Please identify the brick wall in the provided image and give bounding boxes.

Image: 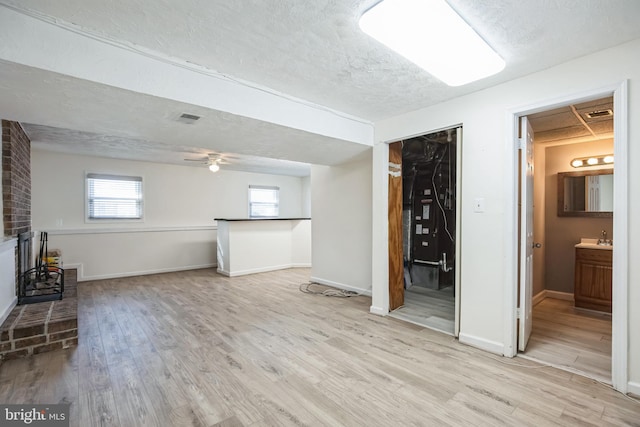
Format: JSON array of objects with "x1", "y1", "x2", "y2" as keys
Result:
[
  {"x1": 2, "y1": 120, "x2": 31, "y2": 295},
  {"x1": 2, "y1": 120, "x2": 31, "y2": 237},
  {"x1": 0, "y1": 271, "x2": 78, "y2": 362}
]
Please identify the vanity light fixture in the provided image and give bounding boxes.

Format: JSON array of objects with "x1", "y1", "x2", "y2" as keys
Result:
[
  {"x1": 358, "y1": 0, "x2": 505, "y2": 86},
  {"x1": 570, "y1": 154, "x2": 614, "y2": 168}
]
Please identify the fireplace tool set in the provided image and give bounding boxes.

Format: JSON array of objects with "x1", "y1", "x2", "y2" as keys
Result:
[{"x1": 18, "y1": 231, "x2": 64, "y2": 305}]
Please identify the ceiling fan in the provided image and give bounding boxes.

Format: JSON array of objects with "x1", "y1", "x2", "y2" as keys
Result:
[{"x1": 183, "y1": 153, "x2": 231, "y2": 172}]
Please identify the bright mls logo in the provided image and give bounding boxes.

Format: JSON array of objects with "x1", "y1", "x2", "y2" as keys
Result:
[{"x1": 0, "y1": 404, "x2": 69, "y2": 426}]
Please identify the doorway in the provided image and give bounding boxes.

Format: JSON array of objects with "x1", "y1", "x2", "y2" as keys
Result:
[
  {"x1": 388, "y1": 127, "x2": 461, "y2": 336},
  {"x1": 510, "y1": 83, "x2": 629, "y2": 392}
]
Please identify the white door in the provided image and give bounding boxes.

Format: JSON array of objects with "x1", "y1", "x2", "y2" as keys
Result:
[{"x1": 518, "y1": 117, "x2": 534, "y2": 351}]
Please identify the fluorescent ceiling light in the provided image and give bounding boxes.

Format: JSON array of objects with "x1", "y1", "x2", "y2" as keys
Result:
[{"x1": 359, "y1": 0, "x2": 505, "y2": 86}]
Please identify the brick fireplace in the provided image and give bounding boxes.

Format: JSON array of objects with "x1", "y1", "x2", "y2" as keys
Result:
[
  {"x1": 2, "y1": 120, "x2": 32, "y2": 292},
  {"x1": 1, "y1": 120, "x2": 77, "y2": 362},
  {"x1": 0, "y1": 270, "x2": 77, "y2": 361}
]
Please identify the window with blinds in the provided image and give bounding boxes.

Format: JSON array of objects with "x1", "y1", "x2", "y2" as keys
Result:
[
  {"x1": 87, "y1": 173, "x2": 143, "y2": 220},
  {"x1": 249, "y1": 185, "x2": 279, "y2": 218}
]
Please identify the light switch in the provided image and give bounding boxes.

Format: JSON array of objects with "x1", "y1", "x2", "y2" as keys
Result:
[{"x1": 474, "y1": 198, "x2": 485, "y2": 213}]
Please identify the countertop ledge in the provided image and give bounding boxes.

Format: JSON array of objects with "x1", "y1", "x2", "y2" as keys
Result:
[
  {"x1": 575, "y1": 243, "x2": 613, "y2": 250},
  {"x1": 215, "y1": 218, "x2": 311, "y2": 221}
]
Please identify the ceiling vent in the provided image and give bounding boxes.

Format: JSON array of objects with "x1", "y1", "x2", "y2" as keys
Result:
[
  {"x1": 585, "y1": 109, "x2": 613, "y2": 119},
  {"x1": 176, "y1": 113, "x2": 201, "y2": 124}
]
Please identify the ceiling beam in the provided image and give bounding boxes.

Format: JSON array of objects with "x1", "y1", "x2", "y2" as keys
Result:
[{"x1": 570, "y1": 104, "x2": 597, "y2": 138}]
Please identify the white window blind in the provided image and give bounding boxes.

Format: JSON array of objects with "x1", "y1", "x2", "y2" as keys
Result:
[
  {"x1": 249, "y1": 185, "x2": 279, "y2": 218},
  {"x1": 87, "y1": 173, "x2": 143, "y2": 220}
]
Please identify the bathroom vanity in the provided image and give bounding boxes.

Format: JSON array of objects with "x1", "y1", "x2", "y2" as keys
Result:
[{"x1": 574, "y1": 240, "x2": 612, "y2": 313}]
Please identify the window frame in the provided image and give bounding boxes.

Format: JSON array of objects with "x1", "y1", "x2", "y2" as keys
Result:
[
  {"x1": 248, "y1": 185, "x2": 280, "y2": 218},
  {"x1": 85, "y1": 173, "x2": 144, "y2": 222}
]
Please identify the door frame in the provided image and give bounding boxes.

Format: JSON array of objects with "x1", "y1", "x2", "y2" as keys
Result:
[
  {"x1": 384, "y1": 125, "x2": 463, "y2": 337},
  {"x1": 518, "y1": 117, "x2": 534, "y2": 352},
  {"x1": 503, "y1": 81, "x2": 629, "y2": 393}
]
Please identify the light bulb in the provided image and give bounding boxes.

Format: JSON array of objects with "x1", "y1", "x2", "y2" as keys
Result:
[
  {"x1": 571, "y1": 159, "x2": 583, "y2": 168},
  {"x1": 209, "y1": 163, "x2": 220, "y2": 172},
  {"x1": 587, "y1": 158, "x2": 598, "y2": 165},
  {"x1": 604, "y1": 155, "x2": 614, "y2": 164}
]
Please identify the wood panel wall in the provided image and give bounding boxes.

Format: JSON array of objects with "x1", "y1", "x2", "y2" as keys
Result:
[{"x1": 388, "y1": 141, "x2": 404, "y2": 310}]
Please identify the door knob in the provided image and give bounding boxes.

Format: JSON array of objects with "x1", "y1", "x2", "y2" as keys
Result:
[{"x1": 533, "y1": 243, "x2": 542, "y2": 248}]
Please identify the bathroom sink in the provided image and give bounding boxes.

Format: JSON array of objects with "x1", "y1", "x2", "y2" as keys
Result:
[{"x1": 575, "y1": 238, "x2": 613, "y2": 250}]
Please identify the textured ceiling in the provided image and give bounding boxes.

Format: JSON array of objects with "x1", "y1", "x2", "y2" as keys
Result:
[
  {"x1": 1, "y1": 1, "x2": 639, "y2": 173},
  {"x1": 528, "y1": 97, "x2": 614, "y2": 145},
  {"x1": 23, "y1": 124, "x2": 313, "y2": 177},
  {"x1": 5, "y1": 0, "x2": 640, "y2": 120}
]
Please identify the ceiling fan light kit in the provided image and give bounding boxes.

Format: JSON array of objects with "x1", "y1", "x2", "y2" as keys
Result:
[{"x1": 183, "y1": 153, "x2": 227, "y2": 172}]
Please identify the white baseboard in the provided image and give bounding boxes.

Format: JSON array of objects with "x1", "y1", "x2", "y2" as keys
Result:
[
  {"x1": 76, "y1": 263, "x2": 216, "y2": 282},
  {"x1": 218, "y1": 263, "x2": 300, "y2": 277},
  {"x1": 627, "y1": 381, "x2": 640, "y2": 398},
  {"x1": 545, "y1": 290, "x2": 574, "y2": 301},
  {"x1": 0, "y1": 296, "x2": 17, "y2": 326},
  {"x1": 310, "y1": 276, "x2": 372, "y2": 297},
  {"x1": 216, "y1": 268, "x2": 231, "y2": 277},
  {"x1": 369, "y1": 305, "x2": 388, "y2": 316},
  {"x1": 458, "y1": 332, "x2": 504, "y2": 355},
  {"x1": 291, "y1": 263, "x2": 312, "y2": 268}
]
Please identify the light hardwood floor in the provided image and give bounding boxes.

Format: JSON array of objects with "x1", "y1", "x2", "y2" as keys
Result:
[
  {"x1": 389, "y1": 285, "x2": 455, "y2": 335},
  {"x1": 521, "y1": 298, "x2": 612, "y2": 384},
  {"x1": 0, "y1": 268, "x2": 638, "y2": 426}
]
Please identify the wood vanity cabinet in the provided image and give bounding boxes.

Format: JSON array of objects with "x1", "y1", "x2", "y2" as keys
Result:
[{"x1": 574, "y1": 248, "x2": 612, "y2": 313}]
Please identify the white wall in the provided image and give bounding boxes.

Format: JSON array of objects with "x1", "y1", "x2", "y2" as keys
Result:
[
  {"x1": 32, "y1": 150, "x2": 306, "y2": 281},
  {"x1": 0, "y1": 239, "x2": 17, "y2": 325},
  {"x1": 216, "y1": 219, "x2": 311, "y2": 276},
  {"x1": 0, "y1": 142, "x2": 15, "y2": 324},
  {"x1": 301, "y1": 175, "x2": 311, "y2": 218},
  {"x1": 311, "y1": 150, "x2": 372, "y2": 295},
  {"x1": 373, "y1": 38, "x2": 640, "y2": 387},
  {"x1": 292, "y1": 219, "x2": 312, "y2": 267}
]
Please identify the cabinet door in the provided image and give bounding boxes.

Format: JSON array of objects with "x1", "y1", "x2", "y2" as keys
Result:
[{"x1": 575, "y1": 249, "x2": 612, "y2": 312}]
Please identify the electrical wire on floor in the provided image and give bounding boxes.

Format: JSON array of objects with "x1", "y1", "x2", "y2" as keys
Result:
[{"x1": 299, "y1": 282, "x2": 359, "y2": 298}]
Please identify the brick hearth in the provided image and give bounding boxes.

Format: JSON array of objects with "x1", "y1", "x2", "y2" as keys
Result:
[{"x1": 0, "y1": 269, "x2": 77, "y2": 362}]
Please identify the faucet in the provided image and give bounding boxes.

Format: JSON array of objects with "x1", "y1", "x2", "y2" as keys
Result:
[{"x1": 599, "y1": 230, "x2": 612, "y2": 246}]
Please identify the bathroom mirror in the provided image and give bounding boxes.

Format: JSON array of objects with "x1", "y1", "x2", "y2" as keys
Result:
[{"x1": 557, "y1": 169, "x2": 613, "y2": 217}]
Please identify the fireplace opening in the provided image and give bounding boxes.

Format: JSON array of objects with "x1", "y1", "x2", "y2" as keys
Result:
[{"x1": 18, "y1": 231, "x2": 64, "y2": 305}]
